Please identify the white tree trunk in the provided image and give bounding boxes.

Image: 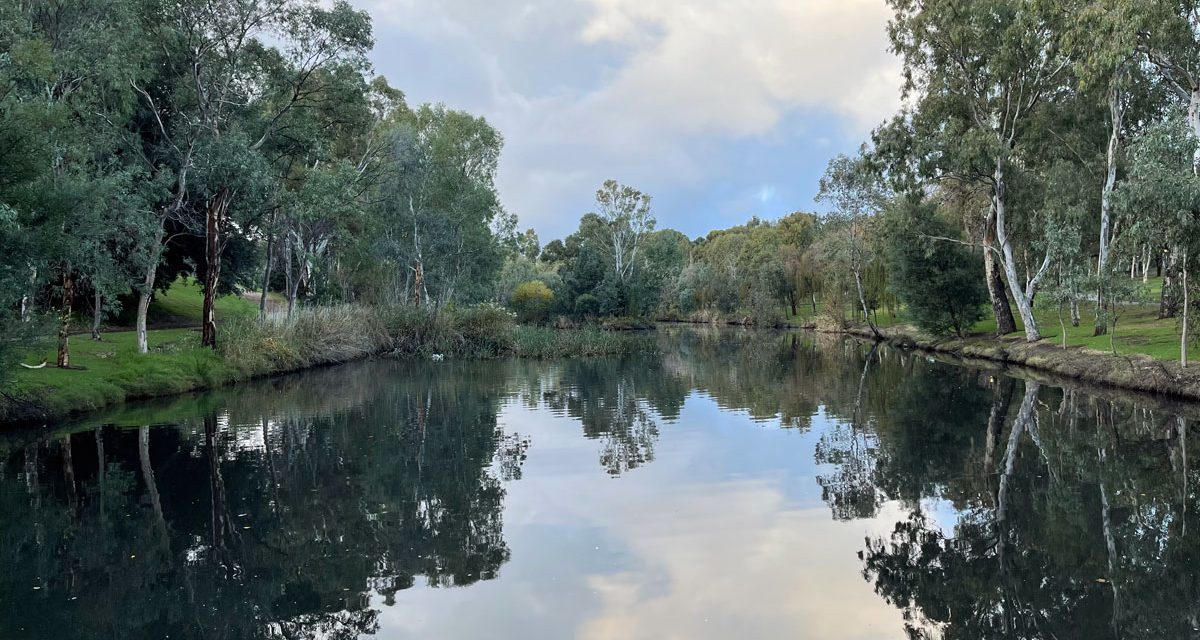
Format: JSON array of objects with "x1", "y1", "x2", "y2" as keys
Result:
[
  {"x1": 1190, "y1": 86, "x2": 1200, "y2": 177},
  {"x1": 20, "y1": 267, "x2": 37, "y2": 322},
  {"x1": 1096, "y1": 83, "x2": 1124, "y2": 336},
  {"x1": 993, "y1": 157, "x2": 1044, "y2": 341},
  {"x1": 1183, "y1": 257, "x2": 1191, "y2": 369},
  {"x1": 854, "y1": 269, "x2": 879, "y2": 337},
  {"x1": 136, "y1": 221, "x2": 167, "y2": 354}
]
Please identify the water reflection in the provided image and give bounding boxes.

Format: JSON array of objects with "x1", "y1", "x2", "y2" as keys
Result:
[
  {"x1": 0, "y1": 363, "x2": 522, "y2": 638},
  {"x1": 0, "y1": 329, "x2": 1198, "y2": 638}
]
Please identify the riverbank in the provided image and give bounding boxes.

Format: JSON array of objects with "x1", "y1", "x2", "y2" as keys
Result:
[
  {"x1": 839, "y1": 322, "x2": 1200, "y2": 402},
  {"x1": 1, "y1": 304, "x2": 653, "y2": 426}
]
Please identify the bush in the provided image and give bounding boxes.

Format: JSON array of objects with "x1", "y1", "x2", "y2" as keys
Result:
[
  {"x1": 881, "y1": 200, "x2": 986, "y2": 337},
  {"x1": 574, "y1": 293, "x2": 600, "y2": 317},
  {"x1": 510, "y1": 280, "x2": 554, "y2": 324}
]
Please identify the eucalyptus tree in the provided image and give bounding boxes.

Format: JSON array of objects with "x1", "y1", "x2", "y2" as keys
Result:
[
  {"x1": 591, "y1": 180, "x2": 656, "y2": 289},
  {"x1": 1, "y1": 0, "x2": 154, "y2": 366},
  {"x1": 818, "y1": 151, "x2": 889, "y2": 336},
  {"x1": 132, "y1": 0, "x2": 373, "y2": 348},
  {"x1": 1113, "y1": 120, "x2": 1200, "y2": 366},
  {"x1": 889, "y1": 0, "x2": 1074, "y2": 341},
  {"x1": 380, "y1": 105, "x2": 505, "y2": 307},
  {"x1": 262, "y1": 70, "x2": 398, "y2": 315}
]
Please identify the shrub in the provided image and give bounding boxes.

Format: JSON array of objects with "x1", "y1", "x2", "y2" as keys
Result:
[
  {"x1": 881, "y1": 200, "x2": 986, "y2": 337},
  {"x1": 574, "y1": 293, "x2": 600, "y2": 317},
  {"x1": 511, "y1": 280, "x2": 555, "y2": 324}
]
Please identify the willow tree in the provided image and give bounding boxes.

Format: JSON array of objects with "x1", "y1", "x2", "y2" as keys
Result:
[{"x1": 889, "y1": 0, "x2": 1073, "y2": 341}]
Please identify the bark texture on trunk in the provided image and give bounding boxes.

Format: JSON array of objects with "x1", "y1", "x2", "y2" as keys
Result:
[
  {"x1": 854, "y1": 268, "x2": 880, "y2": 338},
  {"x1": 412, "y1": 259, "x2": 425, "y2": 306},
  {"x1": 136, "y1": 220, "x2": 167, "y2": 354},
  {"x1": 1183, "y1": 257, "x2": 1191, "y2": 369},
  {"x1": 1095, "y1": 81, "x2": 1124, "y2": 337},
  {"x1": 91, "y1": 288, "x2": 103, "y2": 340},
  {"x1": 259, "y1": 234, "x2": 274, "y2": 322},
  {"x1": 983, "y1": 214, "x2": 1017, "y2": 335},
  {"x1": 993, "y1": 157, "x2": 1045, "y2": 341},
  {"x1": 201, "y1": 188, "x2": 230, "y2": 349},
  {"x1": 56, "y1": 269, "x2": 74, "y2": 368}
]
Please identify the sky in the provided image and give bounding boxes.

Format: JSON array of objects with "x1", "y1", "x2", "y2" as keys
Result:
[{"x1": 355, "y1": 0, "x2": 904, "y2": 240}]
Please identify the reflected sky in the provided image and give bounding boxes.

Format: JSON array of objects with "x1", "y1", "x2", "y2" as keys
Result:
[{"x1": 380, "y1": 400, "x2": 905, "y2": 639}]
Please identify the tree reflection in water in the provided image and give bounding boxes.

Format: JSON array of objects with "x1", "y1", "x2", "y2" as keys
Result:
[
  {"x1": 0, "y1": 362, "x2": 523, "y2": 639},
  {"x1": 816, "y1": 351, "x2": 1200, "y2": 639},
  {"x1": 2, "y1": 329, "x2": 1200, "y2": 638}
]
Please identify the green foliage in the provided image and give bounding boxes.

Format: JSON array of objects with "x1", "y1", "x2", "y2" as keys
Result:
[
  {"x1": 881, "y1": 201, "x2": 987, "y2": 337},
  {"x1": 510, "y1": 280, "x2": 554, "y2": 324},
  {"x1": 574, "y1": 293, "x2": 601, "y2": 317}
]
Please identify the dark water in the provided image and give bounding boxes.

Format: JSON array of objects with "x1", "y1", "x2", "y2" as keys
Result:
[{"x1": 2, "y1": 328, "x2": 1199, "y2": 639}]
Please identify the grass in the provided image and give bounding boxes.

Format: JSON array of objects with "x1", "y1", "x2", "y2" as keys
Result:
[
  {"x1": 781, "y1": 276, "x2": 1198, "y2": 364},
  {"x1": 105, "y1": 278, "x2": 282, "y2": 329},
  {"x1": 7, "y1": 328, "x2": 231, "y2": 419},
  {"x1": 3, "y1": 303, "x2": 651, "y2": 424},
  {"x1": 149, "y1": 279, "x2": 259, "y2": 323}
]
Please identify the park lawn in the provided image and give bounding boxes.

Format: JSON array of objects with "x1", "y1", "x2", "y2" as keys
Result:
[
  {"x1": 998, "y1": 304, "x2": 1197, "y2": 362},
  {"x1": 9, "y1": 328, "x2": 236, "y2": 419},
  {"x1": 144, "y1": 278, "x2": 264, "y2": 325},
  {"x1": 19, "y1": 278, "x2": 285, "y2": 417},
  {"x1": 785, "y1": 276, "x2": 1197, "y2": 364}
]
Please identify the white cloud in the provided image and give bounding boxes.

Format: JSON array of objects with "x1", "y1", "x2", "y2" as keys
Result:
[
  {"x1": 577, "y1": 0, "x2": 901, "y2": 134},
  {"x1": 359, "y1": 0, "x2": 902, "y2": 236}
]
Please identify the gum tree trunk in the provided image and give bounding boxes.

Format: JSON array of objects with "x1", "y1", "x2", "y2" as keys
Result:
[
  {"x1": 91, "y1": 288, "x2": 102, "y2": 340},
  {"x1": 1095, "y1": 82, "x2": 1124, "y2": 336},
  {"x1": 201, "y1": 188, "x2": 230, "y2": 349},
  {"x1": 1183, "y1": 257, "x2": 1191, "y2": 369},
  {"x1": 412, "y1": 259, "x2": 425, "y2": 306},
  {"x1": 136, "y1": 221, "x2": 167, "y2": 354},
  {"x1": 983, "y1": 210, "x2": 1017, "y2": 335},
  {"x1": 259, "y1": 233, "x2": 274, "y2": 322},
  {"x1": 993, "y1": 156, "x2": 1046, "y2": 342},
  {"x1": 56, "y1": 269, "x2": 74, "y2": 368}
]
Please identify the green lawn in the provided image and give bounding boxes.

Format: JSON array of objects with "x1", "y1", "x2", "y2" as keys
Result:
[
  {"x1": 140, "y1": 278, "x2": 274, "y2": 326},
  {"x1": 786, "y1": 276, "x2": 1198, "y2": 363},
  {"x1": 7, "y1": 280, "x2": 285, "y2": 419},
  {"x1": 9, "y1": 328, "x2": 234, "y2": 418}
]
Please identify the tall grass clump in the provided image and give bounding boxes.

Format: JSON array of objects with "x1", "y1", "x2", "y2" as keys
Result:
[
  {"x1": 221, "y1": 305, "x2": 395, "y2": 375},
  {"x1": 222, "y1": 303, "x2": 652, "y2": 374},
  {"x1": 512, "y1": 325, "x2": 655, "y2": 358}
]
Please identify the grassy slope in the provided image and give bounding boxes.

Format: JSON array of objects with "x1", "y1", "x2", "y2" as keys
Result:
[
  {"x1": 9, "y1": 329, "x2": 233, "y2": 418},
  {"x1": 10, "y1": 281, "x2": 279, "y2": 418},
  {"x1": 786, "y1": 277, "x2": 1198, "y2": 363},
  {"x1": 145, "y1": 279, "x2": 263, "y2": 325}
]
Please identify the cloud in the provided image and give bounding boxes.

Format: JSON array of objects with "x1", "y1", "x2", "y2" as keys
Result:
[{"x1": 358, "y1": 0, "x2": 902, "y2": 237}]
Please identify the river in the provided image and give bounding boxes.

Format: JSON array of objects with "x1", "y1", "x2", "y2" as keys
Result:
[{"x1": 1, "y1": 327, "x2": 1197, "y2": 639}]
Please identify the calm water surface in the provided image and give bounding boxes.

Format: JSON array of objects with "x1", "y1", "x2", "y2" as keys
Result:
[{"x1": 2, "y1": 328, "x2": 1199, "y2": 639}]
